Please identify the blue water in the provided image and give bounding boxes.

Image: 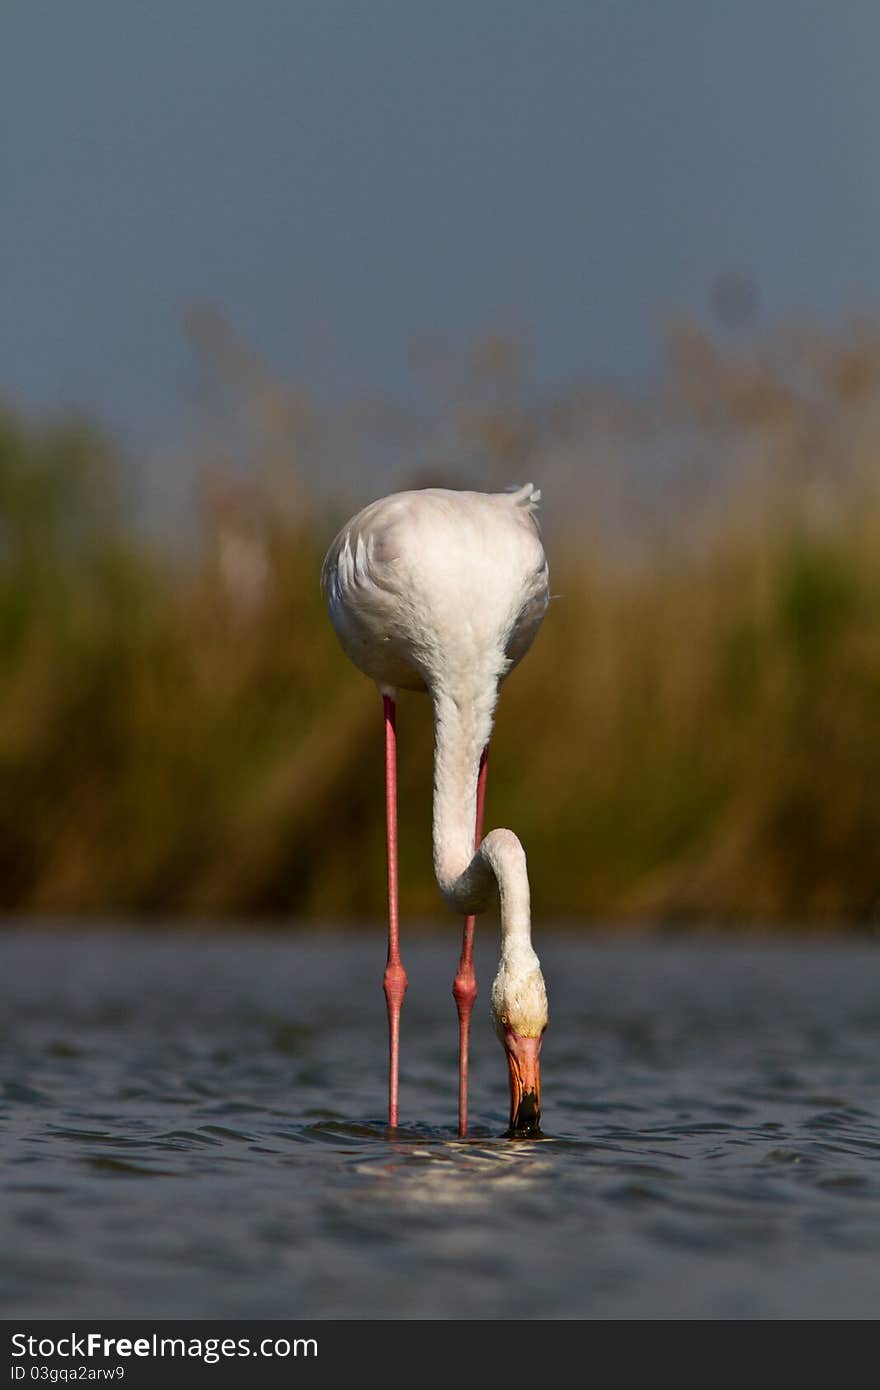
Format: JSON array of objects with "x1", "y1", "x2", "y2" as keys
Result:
[{"x1": 2, "y1": 928, "x2": 880, "y2": 1319}]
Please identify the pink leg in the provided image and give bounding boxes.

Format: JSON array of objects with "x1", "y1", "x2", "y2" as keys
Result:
[
  {"x1": 452, "y1": 746, "x2": 489, "y2": 1137},
  {"x1": 382, "y1": 694, "x2": 408, "y2": 1128}
]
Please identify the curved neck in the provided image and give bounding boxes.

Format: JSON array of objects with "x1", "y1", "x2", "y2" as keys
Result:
[{"x1": 430, "y1": 683, "x2": 533, "y2": 950}]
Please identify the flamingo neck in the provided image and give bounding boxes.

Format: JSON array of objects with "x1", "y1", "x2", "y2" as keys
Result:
[{"x1": 430, "y1": 682, "x2": 533, "y2": 949}]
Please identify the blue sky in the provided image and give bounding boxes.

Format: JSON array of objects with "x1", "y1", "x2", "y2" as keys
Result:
[{"x1": 3, "y1": 2, "x2": 880, "y2": 480}]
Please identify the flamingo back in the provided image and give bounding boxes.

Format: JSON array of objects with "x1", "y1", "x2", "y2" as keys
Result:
[{"x1": 321, "y1": 485, "x2": 549, "y2": 695}]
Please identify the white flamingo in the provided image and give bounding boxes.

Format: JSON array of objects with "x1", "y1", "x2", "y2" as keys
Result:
[{"x1": 321, "y1": 483, "x2": 549, "y2": 1136}]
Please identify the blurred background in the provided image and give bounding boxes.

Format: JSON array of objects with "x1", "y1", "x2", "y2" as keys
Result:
[{"x1": 4, "y1": 0, "x2": 880, "y2": 927}]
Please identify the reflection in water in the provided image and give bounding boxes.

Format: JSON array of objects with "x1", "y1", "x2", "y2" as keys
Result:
[
  {"x1": 352, "y1": 1133, "x2": 555, "y2": 1206},
  {"x1": 2, "y1": 930, "x2": 880, "y2": 1318}
]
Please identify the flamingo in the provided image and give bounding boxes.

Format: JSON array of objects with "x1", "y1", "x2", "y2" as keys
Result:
[{"x1": 321, "y1": 483, "x2": 549, "y2": 1137}]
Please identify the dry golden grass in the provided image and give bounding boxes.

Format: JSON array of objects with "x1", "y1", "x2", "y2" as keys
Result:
[{"x1": 5, "y1": 314, "x2": 880, "y2": 925}]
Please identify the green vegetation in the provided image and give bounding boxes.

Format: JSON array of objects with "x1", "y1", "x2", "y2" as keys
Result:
[{"x1": 4, "y1": 316, "x2": 880, "y2": 925}]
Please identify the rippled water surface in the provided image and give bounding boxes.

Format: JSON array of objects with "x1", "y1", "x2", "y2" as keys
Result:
[{"x1": 3, "y1": 928, "x2": 880, "y2": 1319}]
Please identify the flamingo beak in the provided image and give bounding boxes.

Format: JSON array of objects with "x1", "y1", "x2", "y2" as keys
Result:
[{"x1": 504, "y1": 1031, "x2": 543, "y2": 1137}]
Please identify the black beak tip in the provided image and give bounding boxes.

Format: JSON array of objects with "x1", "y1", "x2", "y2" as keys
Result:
[{"x1": 508, "y1": 1089, "x2": 542, "y2": 1138}]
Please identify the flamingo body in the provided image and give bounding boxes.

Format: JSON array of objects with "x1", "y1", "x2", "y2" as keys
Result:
[{"x1": 322, "y1": 484, "x2": 549, "y2": 695}]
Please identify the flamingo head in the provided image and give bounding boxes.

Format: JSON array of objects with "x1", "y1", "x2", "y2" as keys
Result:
[{"x1": 490, "y1": 954, "x2": 548, "y2": 1138}]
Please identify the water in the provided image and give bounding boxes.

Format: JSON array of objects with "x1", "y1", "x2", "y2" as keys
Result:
[{"x1": 2, "y1": 927, "x2": 880, "y2": 1320}]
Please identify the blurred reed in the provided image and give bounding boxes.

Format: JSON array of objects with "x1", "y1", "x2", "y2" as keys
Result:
[{"x1": 4, "y1": 313, "x2": 880, "y2": 926}]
